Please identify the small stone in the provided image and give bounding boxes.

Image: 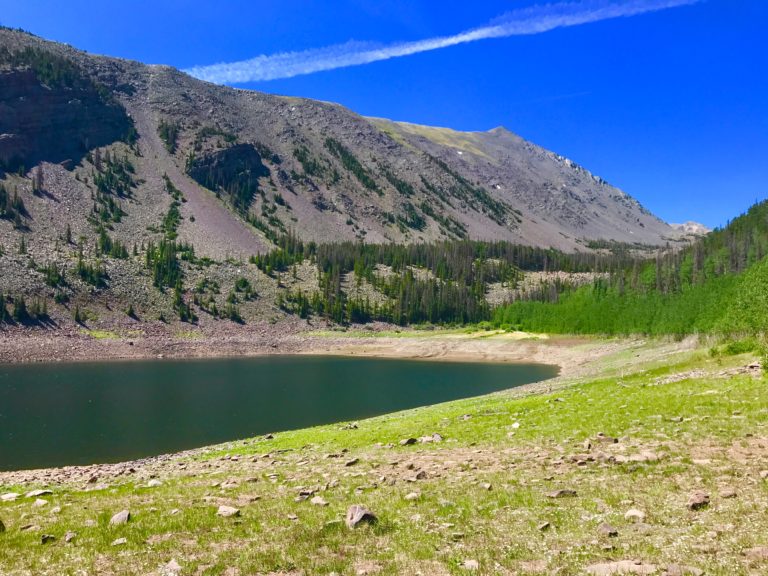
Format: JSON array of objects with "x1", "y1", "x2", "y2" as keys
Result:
[
  {"x1": 538, "y1": 521, "x2": 551, "y2": 531},
  {"x1": 64, "y1": 531, "x2": 77, "y2": 543},
  {"x1": 664, "y1": 565, "x2": 704, "y2": 576},
  {"x1": 586, "y1": 561, "x2": 657, "y2": 575},
  {"x1": 598, "y1": 522, "x2": 619, "y2": 537},
  {"x1": 399, "y1": 438, "x2": 417, "y2": 446},
  {"x1": 0, "y1": 519, "x2": 5, "y2": 533},
  {"x1": 165, "y1": 559, "x2": 182, "y2": 574},
  {"x1": 169, "y1": 509, "x2": 180, "y2": 516},
  {"x1": 759, "y1": 470, "x2": 768, "y2": 480},
  {"x1": 624, "y1": 509, "x2": 646, "y2": 523},
  {"x1": 1, "y1": 493, "x2": 20, "y2": 502},
  {"x1": 345, "y1": 504, "x2": 377, "y2": 529},
  {"x1": 405, "y1": 492, "x2": 420, "y2": 501},
  {"x1": 41, "y1": 534, "x2": 56, "y2": 544},
  {"x1": 216, "y1": 505, "x2": 240, "y2": 517},
  {"x1": 745, "y1": 546, "x2": 768, "y2": 562},
  {"x1": 311, "y1": 496, "x2": 329, "y2": 506},
  {"x1": 687, "y1": 491, "x2": 710, "y2": 511},
  {"x1": 480, "y1": 482, "x2": 492, "y2": 491},
  {"x1": 719, "y1": 488, "x2": 737, "y2": 499},
  {"x1": 546, "y1": 489, "x2": 577, "y2": 498},
  {"x1": 51, "y1": 506, "x2": 62, "y2": 514},
  {"x1": 147, "y1": 479, "x2": 163, "y2": 488},
  {"x1": 462, "y1": 559, "x2": 480, "y2": 571},
  {"x1": 109, "y1": 510, "x2": 131, "y2": 525},
  {"x1": 111, "y1": 537, "x2": 127, "y2": 546},
  {"x1": 25, "y1": 489, "x2": 52, "y2": 498},
  {"x1": 33, "y1": 499, "x2": 48, "y2": 508},
  {"x1": 345, "y1": 458, "x2": 359, "y2": 467}
]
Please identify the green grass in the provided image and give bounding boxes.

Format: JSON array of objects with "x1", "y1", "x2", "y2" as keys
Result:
[{"x1": 1, "y1": 341, "x2": 766, "y2": 575}]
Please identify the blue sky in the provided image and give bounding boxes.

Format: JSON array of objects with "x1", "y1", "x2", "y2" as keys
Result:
[{"x1": 1, "y1": 0, "x2": 766, "y2": 228}]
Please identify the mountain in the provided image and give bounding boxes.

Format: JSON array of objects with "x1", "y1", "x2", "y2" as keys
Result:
[{"x1": 0, "y1": 28, "x2": 691, "y2": 328}]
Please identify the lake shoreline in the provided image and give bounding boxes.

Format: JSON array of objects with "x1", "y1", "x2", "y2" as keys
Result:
[
  {"x1": 0, "y1": 334, "x2": 699, "y2": 483},
  {"x1": 0, "y1": 322, "x2": 614, "y2": 377}
]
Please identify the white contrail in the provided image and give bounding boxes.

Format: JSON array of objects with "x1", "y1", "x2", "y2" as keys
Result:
[{"x1": 185, "y1": 0, "x2": 700, "y2": 84}]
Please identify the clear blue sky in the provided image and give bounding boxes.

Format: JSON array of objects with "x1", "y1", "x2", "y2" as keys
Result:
[{"x1": 1, "y1": 0, "x2": 765, "y2": 228}]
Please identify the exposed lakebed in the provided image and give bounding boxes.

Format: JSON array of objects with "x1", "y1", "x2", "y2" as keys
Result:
[{"x1": 0, "y1": 355, "x2": 557, "y2": 471}]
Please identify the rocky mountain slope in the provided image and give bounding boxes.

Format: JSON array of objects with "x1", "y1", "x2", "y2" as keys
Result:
[{"x1": 0, "y1": 28, "x2": 689, "y2": 329}]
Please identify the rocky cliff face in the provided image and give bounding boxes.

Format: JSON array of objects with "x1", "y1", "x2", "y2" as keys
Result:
[{"x1": 0, "y1": 67, "x2": 132, "y2": 171}]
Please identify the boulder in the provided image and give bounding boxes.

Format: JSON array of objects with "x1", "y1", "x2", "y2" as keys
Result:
[
  {"x1": 109, "y1": 510, "x2": 131, "y2": 525},
  {"x1": 345, "y1": 505, "x2": 377, "y2": 529}
]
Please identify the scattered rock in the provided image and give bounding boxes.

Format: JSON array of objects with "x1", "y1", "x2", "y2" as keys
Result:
[
  {"x1": 405, "y1": 492, "x2": 420, "y2": 501},
  {"x1": 624, "y1": 509, "x2": 646, "y2": 523},
  {"x1": 462, "y1": 559, "x2": 480, "y2": 571},
  {"x1": 538, "y1": 521, "x2": 551, "y2": 531},
  {"x1": 598, "y1": 522, "x2": 619, "y2": 537},
  {"x1": 41, "y1": 534, "x2": 56, "y2": 545},
  {"x1": 1, "y1": 493, "x2": 20, "y2": 502},
  {"x1": 32, "y1": 499, "x2": 48, "y2": 508},
  {"x1": 109, "y1": 510, "x2": 131, "y2": 525},
  {"x1": 147, "y1": 479, "x2": 163, "y2": 488},
  {"x1": 111, "y1": 537, "x2": 127, "y2": 546},
  {"x1": 216, "y1": 505, "x2": 241, "y2": 518},
  {"x1": 345, "y1": 505, "x2": 377, "y2": 529},
  {"x1": 64, "y1": 531, "x2": 77, "y2": 543},
  {"x1": 686, "y1": 491, "x2": 710, "y2": 511},
  {"x1": 759, "y1": 470, "x2": 768, "y2": 480},
  {"x1": 480, "y1": 482, "x2": 492, "y2": 491},
  {"x1": 51, "y1": 506, "x2": 62, "y2": 514},
  {"x1": 663, "y1": 565, "x2": 704, "y2": 576},
  {"x1": 25, "y1": 489, "x2": 53, "y2": 498},
  {"x1": 164, "y1": 559, "x2": 182, "y2": 574},
  {"x1": 345, "y1": 458, "x2": 360, "y2": 467},
  {"x1": 399, "y1": 438, "x2": 417, "y2": 446},
  {"x1": 585, "y1": 560, "x2": 657, "y2": 575},
  {"x1": 0, "y1": 518, "x2": 5, "y2": 533},
  {"x1": 595, "y1": 433, "x2": 618, "y2": 444},
  {"x1": 311, "y1": 496, "x2": 329, "y2": 507},
  {"x1": 719, "y1": 488, "x2": 737, "y2": 499},
  {"x1": 745, "y1": 546, "x2": 768, "y2": 562},
  {"x1": 546, "y1": 489, "x2": 577, "y2": 499}
]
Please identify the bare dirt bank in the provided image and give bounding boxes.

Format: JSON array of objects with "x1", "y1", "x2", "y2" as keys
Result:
[{"x1": 0, "y1": 322, "x2": 659, "y2": 380}]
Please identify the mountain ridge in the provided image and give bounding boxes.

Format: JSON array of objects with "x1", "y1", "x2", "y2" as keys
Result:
[{"x1": 0, "y1": 26, "x2": 683, "y2": 256}]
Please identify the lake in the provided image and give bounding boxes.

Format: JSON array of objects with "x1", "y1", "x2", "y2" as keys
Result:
[{"x1": 0, "y1": 355, "x2": 557, "y2": 471}]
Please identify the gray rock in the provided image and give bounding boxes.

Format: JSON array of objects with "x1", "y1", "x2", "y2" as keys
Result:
[
  {"x1": 598, "y1": 522, "x2": 619, "y2": 537},
  {"x1": 64, "y1": 531, "x2": 77, "y2": 543},
  {"x1": 624, "y1": 509, "x2": 646, "y2": 523},
  {"x1": 538, "y1": 521, "x2": 551, "y2": 531},
  {"x1": 686, "y1": 491, "x2": 710, "y2": 511},
  {"x1": 0, "y1": 518, "x2": 5, "y2": 533},
  {"x1": 26, "y1": 489, "x2": 53, "y2": 498},
  {"x1": 109, "y1": 510, "x2": 131, "y2": 525},
  {"x1": 146, "y1": 479, "x2": 163, "y2": 488},
  {"x1": 586, "y1": 561, "x2": 657, "y2": 575},
  {"x1": 546, "y1": 489, "x2": 577, "y2": 498},
  {"x1": 0, "y1": 493, "x2": 20, "y2": 502},
  {"x1": 462, "y1": 559, "x2": 480, "y2": 571},
  {"x1": 216, "y1": 505, "x2": 240, "y2": 517},
  {"x1": 310, "y1": 496, "x2": 329, "y2": 507},
  {"x1": 345, "y1": 504, "x2": 377, "y2": 529},
  {"x1": 111, "y1": 537, "x2": 127, "y2": 546},
  {"x1": 399, "y1": 438, "x2": 418, "y2": 446},
  {"x1": 41, "y1": 534, "x2": 56, "y2": 545}
]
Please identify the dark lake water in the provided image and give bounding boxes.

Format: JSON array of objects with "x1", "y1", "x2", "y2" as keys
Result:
[{"x1": 0, "y1": 355, "x2": 557, "y2": 471}]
